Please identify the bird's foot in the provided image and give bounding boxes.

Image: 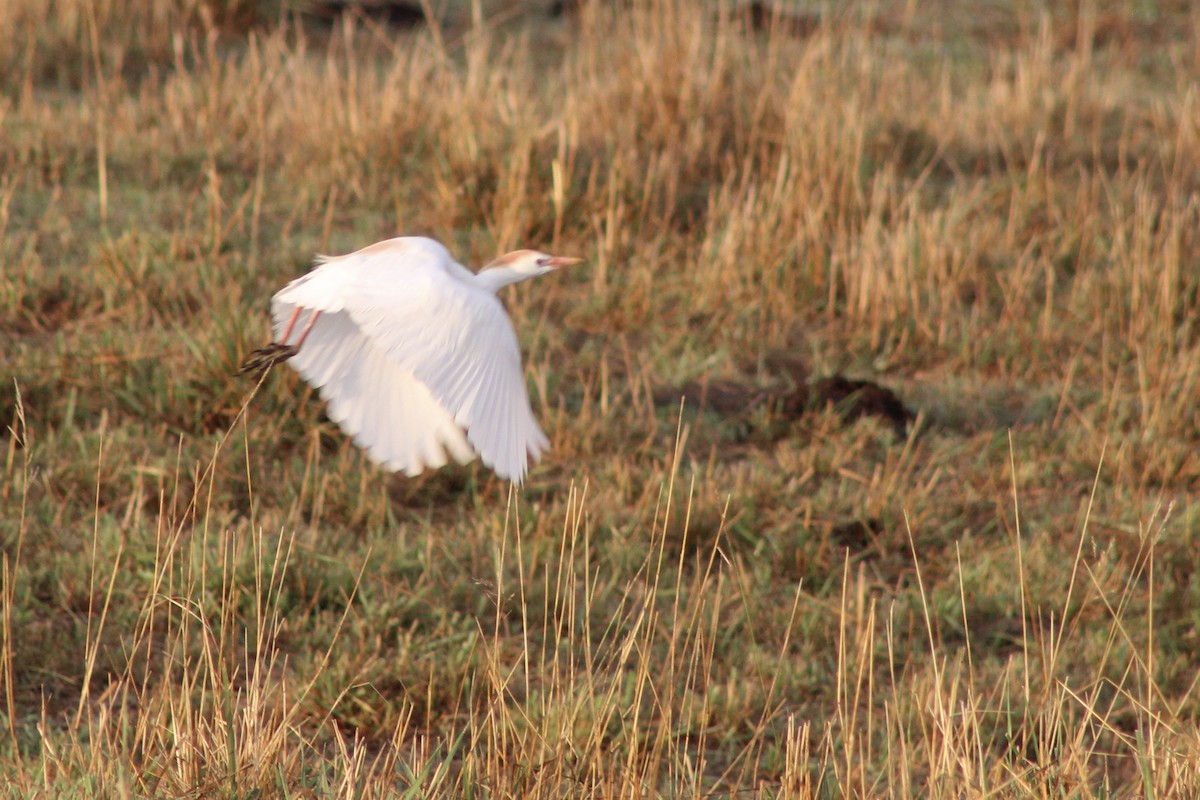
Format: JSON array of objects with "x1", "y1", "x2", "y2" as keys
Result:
[{"x1": 238, "y1": 343, "x2": 300, "y2": 377}]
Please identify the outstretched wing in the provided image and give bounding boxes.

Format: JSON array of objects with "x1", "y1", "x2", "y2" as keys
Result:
[{"x1": 271, "y1": 237, "x2": 548, "y2": 483}]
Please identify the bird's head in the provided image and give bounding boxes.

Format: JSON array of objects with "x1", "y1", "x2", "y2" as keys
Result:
[{"x1": 477, "y1": 249, "x2": 583, "y2": 290}]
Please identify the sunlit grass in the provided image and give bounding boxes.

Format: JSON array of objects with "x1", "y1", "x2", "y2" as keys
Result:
[{"x1": 3, "y1": 0, "x2": 1199, "y2": 796}]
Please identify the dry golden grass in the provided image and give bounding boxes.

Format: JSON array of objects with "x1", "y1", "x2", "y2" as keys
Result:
[{"x1": 3, "y1": 0, "x2": 1200, "y2": 796}]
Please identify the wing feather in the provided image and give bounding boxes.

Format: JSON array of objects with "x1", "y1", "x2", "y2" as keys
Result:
[{"x1": 272, "y1": 303, "x2": 473, "y2": 476}]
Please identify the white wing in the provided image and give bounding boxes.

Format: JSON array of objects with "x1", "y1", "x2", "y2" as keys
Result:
[{"x1": 270, "y1": 237, "x2": 549, "y2": 483}]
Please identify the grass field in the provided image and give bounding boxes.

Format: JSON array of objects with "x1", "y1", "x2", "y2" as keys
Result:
[{"x1": 3, "y1": 0, "x2": 1200, "y2": 796}]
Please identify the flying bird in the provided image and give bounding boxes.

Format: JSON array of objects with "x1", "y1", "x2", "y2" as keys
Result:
[{"x1": 240, "y1": 236, "x2": 581, "y2": 484}]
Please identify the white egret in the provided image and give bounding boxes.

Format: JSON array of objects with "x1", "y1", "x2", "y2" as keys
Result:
[{"x1": 241, "y1": 236, "x2": 581, "y2": 484}]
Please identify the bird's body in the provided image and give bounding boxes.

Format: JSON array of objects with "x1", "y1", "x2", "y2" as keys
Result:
[{"x1": 241, "y1": 236, "x2": 580, "y2": 484}]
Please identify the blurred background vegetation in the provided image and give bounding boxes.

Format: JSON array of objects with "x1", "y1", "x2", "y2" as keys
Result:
[{"x1": 2, "y1": 1, "x2": 1199, "y2": 796}]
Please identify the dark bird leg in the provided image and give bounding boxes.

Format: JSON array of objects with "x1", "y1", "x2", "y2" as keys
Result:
[{"x1": 238, "y1": 308, "x2": 322, "y2": 377}]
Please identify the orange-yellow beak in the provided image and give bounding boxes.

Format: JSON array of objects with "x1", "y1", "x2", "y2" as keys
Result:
[{"x1": 545, "y1": 255, "x2": 584, "y2": 269}]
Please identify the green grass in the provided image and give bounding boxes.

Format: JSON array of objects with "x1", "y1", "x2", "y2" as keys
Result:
[{"x1": 3, "y1": 0, "x2": 1200, "y2": 796}]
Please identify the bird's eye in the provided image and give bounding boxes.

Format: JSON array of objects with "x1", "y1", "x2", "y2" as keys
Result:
[{"x1": 536, "y1": 256, "x2": 551, "y2": 267}]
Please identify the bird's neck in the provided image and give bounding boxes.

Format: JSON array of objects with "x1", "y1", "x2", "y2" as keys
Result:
[{"x1": 472, "y1": 266, "x2": 529, "y2": 294}]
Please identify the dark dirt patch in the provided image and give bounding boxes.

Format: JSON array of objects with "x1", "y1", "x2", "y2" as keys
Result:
[{"x1": 306, "y1": 0, "x2": 427, "y2": 29}]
